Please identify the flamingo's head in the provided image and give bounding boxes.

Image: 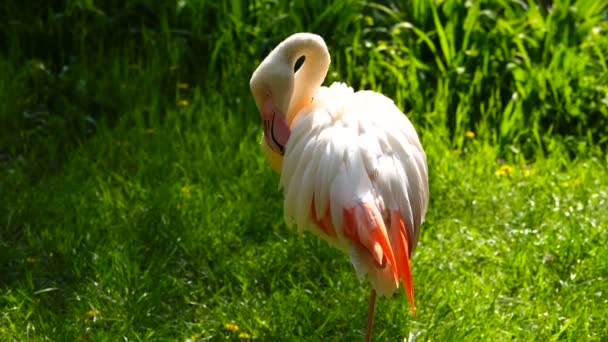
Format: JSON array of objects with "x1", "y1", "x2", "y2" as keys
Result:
[
  {"x1": 250, "y1": 57, "x2": 294, "y2": 162},
  {"x1": 250, "y1": 33, "x2": 330, "y2": 173}
]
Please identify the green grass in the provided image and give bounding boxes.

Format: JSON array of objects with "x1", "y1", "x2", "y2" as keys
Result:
[{"x1": 1, "y1": 0, "x2": 608, "y2": 340}]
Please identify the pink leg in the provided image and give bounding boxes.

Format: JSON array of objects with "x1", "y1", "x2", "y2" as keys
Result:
[{"x1": 365, "y1": 289, "x2": 377, "y2": 342}]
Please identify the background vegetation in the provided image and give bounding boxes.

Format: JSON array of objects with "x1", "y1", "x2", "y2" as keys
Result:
[{"x1": 1, "y1": 0, "x2": 607, "y2": 340}]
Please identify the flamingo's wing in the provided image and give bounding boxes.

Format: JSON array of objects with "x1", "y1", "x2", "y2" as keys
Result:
[
  {"x1": 354, "y1": 90, "x2": 429, "y2": 252},
  {"x1": 280, "y1": 83, "x2": 428, "y2": 309}
]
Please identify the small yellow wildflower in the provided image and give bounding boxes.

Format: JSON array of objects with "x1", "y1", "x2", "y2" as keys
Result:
[
  {"x1": 224, "y1": 323, "x2": 239, "y2": 332},
  {"x1": 465, "y1": 130, "x2": 475, "y2": 139},
  {"x1": 26, "y1": 256, "x2": 37, "y2": 264},
  {"x1": 189, "y1": 332, "x2": 201, "y2": 340},
  {"x1": 178, "y1": 100, "x2": 190, "y2": 107},
  {"x1": 560, "y1": 179, "x2": 582, "y2": 188},
  {"x1": 496, "y1": 164, "x2": 513, "y2": 176},
  {"x1": 238, "y1": 332, "x2": 252, "y2": 339},
  {"x1": 180, "y1": 184, "x2": 191, "y2": 198},
  {"x1": 86, "y1": 309, "x2": 100, "y2": 322},
  {"x1": 179, "y1": 83, "x2": 190, "y2": 90}
]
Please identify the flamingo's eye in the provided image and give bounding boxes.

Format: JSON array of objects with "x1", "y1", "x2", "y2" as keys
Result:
[{"x1": 294, "y1": 55, "x2": 305, "y2": 73}]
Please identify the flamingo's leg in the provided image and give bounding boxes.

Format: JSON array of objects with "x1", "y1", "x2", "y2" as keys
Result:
[{"x1": 365, "y1": 289, "x2": 377, "y2": 342}]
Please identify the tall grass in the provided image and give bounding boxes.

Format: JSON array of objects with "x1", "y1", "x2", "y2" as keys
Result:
[
  {"x1": 2, "y1": 0, "x2": 607, "y2": 160},
  {"x1": 1, "y1": 0, "x2": 608, "y2": 340}
]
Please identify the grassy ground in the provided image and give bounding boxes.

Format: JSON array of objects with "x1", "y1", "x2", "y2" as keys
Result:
[{"x1": 1, "y1": 0, "x2": 608, "y2": 341}]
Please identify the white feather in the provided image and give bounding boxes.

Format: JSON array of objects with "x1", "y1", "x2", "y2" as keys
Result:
[
  {"x1": 313, "y1": 128, "x2": 339, "y2": 218},
  {"x1": 283, "y1": 136, "x2": 316, "y2": 228}
]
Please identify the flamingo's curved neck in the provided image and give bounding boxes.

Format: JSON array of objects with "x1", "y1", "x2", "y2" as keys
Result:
[{"x1": 280, "y1": 36, "x2": 330, "y2": 125}]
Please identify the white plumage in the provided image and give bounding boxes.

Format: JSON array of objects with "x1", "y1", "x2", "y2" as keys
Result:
[
  {"x1": 250, "y1": 32, "x2": 429, "y2": 341},
  {"x1": 281, "y1": 83, "x2": 428, "y2": 294}
]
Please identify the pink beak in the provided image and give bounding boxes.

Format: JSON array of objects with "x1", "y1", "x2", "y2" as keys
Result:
[{"x1": 262, "y1": 97, "x2": 291, "y2": 155}]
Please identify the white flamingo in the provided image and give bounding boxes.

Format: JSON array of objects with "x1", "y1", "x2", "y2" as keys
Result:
[{"x1": 250, "y1": 32, "x2": 429, "y2": 341}]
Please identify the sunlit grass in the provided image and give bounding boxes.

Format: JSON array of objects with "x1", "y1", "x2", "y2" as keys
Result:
[
  {"x1": 2, "y1": 90, "x2": 607, "y2": 340},
  {"x1": 1, "y1": 0, "x2": 608, "y2": 340}
]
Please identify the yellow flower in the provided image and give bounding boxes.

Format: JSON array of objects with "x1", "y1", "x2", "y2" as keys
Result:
[
  {"x1": 179, "y1": 83, "x2": 190, "y2": 90},
  {"x1": 178, "y1": 100, "x2": 190, "y2": 107},
  {"x1": 224, "y1": 323, "x2": 239, "y2": 332},
  {"x1": 465, "y1": 130, "x2": 475, "y2": 139},
  {"x1": 180, "y1": 184, "x2": 192, "y2": 198},
  {"x1": 496, "y1": 164, "x2": 513, "y2": 176},
  {"x1": 189, "y1": 332, "x2": 201, "y2": 340},
  {"x1": 238, "y1": 332, "x2": 252, "y2": 339},
  {"x1": 26, "y1": 256, "x2": 37, "y2": 264},
  {"x1": 560, "y1": 179, "x2": 582, "y2": 188},
  {"x1": 86, "y1": 308, "x2": 100, "y2": 322}
]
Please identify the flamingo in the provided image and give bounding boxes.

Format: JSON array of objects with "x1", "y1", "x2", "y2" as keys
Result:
[{"x1": 250, "y1": 33, "x2": 429, "y2": 341}]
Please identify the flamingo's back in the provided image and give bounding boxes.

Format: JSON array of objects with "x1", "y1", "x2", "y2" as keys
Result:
[{"x1": 279, "y1": 82, "x2": 429, "y2": 311}]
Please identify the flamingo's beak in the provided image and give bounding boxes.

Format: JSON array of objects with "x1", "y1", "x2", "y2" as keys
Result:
[{"x1": 262, "y1": 97, "x2": 291, "y2": 156}]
